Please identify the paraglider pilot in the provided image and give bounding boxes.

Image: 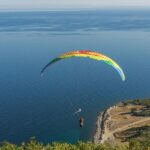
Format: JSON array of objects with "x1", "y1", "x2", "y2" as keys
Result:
[{"x1": 79, "y1": 117, "x2": 84, "y2": 128}]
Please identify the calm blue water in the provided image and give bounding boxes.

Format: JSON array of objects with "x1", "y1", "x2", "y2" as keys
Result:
[{"x1": 0, "y1": 10, "x2": 150, "y2": 144}]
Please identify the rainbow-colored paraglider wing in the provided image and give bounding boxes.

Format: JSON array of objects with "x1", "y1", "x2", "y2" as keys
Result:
[{"x1": 41, "y1": 50, "x2": 125, "y2": 81}]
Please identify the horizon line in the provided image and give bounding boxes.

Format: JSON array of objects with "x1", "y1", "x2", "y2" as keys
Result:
[{"x1": 0, "y1": 6, "x2": 150, "y2": 12}]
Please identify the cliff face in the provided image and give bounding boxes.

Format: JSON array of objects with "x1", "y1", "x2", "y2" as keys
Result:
[{"x1": 93, "y1": 99, "x2": 150, "y2": 146}]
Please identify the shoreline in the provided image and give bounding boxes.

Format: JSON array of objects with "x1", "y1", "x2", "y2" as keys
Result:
[{"x1": 93, "y1": 107, "x2": 112, "y2": 144}]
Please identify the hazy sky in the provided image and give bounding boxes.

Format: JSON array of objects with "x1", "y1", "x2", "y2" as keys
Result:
[{"x1": 0, "y1": 0, "x2": 150, "y2": 10}]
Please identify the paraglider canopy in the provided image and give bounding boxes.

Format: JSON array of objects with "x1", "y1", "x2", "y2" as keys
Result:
[{"x1": 41, "y1": 50, "x2": 125, "y2": 81}]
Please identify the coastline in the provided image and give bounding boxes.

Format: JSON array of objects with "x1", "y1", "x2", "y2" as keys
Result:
[
  {"x1": 93, "y1": 100, "x2": 150, "y2": 145},
  {"x1": 93, "y1": 106, "x2": 112, "y2": 144}
]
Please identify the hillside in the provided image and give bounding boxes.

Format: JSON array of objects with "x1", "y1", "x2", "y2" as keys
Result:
[{"x1": 94, "y1": 98, "x2": 150, "y2": 146}]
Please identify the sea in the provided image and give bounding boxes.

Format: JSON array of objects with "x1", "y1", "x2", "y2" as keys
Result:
[{"x1": 0, "y1": 9, "x2": 150, "y2": 144}]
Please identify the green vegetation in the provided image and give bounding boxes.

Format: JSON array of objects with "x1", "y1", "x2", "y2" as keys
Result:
[
  {"x1": 124, "y1": 98, "x2": 150, "y2": 116},
  {"x1": 125, "y1": 98, "x2": 150, "y2": 107},
  {"x1": 132, "y1": 108, "x2": 150, "y2": 116},
  {"x1": 115, "y1": 126, "x2": 150, "y2": 142},
  {"x1": 0, "y1": 137, "x2": 150, "y2": 150}
]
